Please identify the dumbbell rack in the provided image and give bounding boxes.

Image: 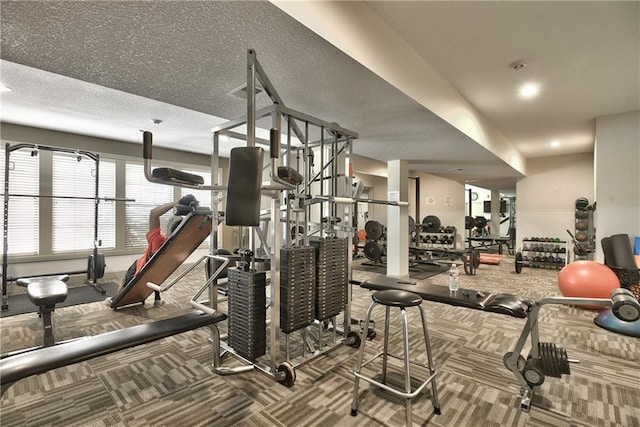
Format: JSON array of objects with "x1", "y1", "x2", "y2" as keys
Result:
[
  {"x1": 414, "y1": 225, "x2": 457, "y2": 251},
  {"x1": 519, "y1": 238, "x2": 568, "y2": 270}
]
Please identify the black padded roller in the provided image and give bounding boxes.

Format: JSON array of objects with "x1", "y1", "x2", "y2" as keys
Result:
[
  {"x1": 270, "y1": 128, "x2": 279, "y2": 159},
  {"x1": 143, "y1": 131, "x2": 153, "y2": 159}
]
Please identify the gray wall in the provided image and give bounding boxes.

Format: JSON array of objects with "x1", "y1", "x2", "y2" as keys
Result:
[
  {"x1": 1, "y1": 123, "x2": 222, "y2": 278},
  {"x1": 594, "y1": 110, "x2": 640, "y2": 261},
  {"x1": 516, "y1": 153, "x2": 594, "y2": 254}
]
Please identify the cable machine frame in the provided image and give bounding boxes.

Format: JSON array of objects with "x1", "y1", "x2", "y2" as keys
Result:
[{"x1": 208, "y1": 49, "x2": 360, "y2": 384}]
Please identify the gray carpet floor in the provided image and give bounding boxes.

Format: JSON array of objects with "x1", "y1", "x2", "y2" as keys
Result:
[{"x1": 1, "y1": 257, "x2": 638, "y2": 426}]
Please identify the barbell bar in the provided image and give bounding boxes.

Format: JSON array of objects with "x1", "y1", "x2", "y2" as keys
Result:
[{"x1": 1, "y1": 193, "x2": 135, "y2": 202}]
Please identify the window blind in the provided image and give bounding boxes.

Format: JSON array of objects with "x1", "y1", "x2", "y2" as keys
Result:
[
  {"x1": 52, "y1": 154, "x2": 116, "y2": 252},
  {"x1": 125, "y1": 162, "x2": 173, "y2": 248},
  {"x1": 0, "y1": 147, "x2": 39, "y2": 255}
]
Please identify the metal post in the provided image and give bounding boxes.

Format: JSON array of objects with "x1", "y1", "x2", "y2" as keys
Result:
[
  {"x1": 247, "y1": 50, "x2": 257, "y2": 148},
  {"x1": 2, "y1": 143, "x2": 10, "y2": 310}
]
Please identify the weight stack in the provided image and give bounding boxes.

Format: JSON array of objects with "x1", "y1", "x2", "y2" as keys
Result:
[
  {"x1": 227, "y1": 268, "x2": 267, "y2": 361},
  {"x1": 280, "y1": 246, "x2": 316, "y2": 334},
  {"x1": 310, "y1": 237, "x2": 348, "y2": 321}
]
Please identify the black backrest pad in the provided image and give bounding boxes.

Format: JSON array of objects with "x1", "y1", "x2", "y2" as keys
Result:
[{"x1": 225, "y1": 147, "x2": 264, "y2": 226}]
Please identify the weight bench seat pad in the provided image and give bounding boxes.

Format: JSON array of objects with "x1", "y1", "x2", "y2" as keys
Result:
[
  {"x1": 17, "y1": 274, "x2": 70, "y2": 287},
  {"x1": 358, "y1": 277, "x2": 532, "y2": 318},
  {"x1": 27, "y1": 281, "x2": 68, "y2": 307},
  {"x1": 111, "y1": 208, "x2": 212, "y2": 309},
  {"x1": 0, "y1": 311, "x2": 226, "y2": 388}
]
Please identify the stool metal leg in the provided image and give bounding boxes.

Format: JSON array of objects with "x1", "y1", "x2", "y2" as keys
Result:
[
  {"x1": 401, "y1": 307, "x2": 413, "y2": 426},
  {"x1": 351, "y1": 300, "x2": 376, "y2": 416},
  {"x1": 419, "y1": 306, "x2": 441, "y2": 414},
  {"x1": 382, "y1": 305, "x2": 390, "y2": 383}
]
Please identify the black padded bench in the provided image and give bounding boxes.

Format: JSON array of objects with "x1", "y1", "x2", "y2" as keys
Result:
[
  {"x1": 353, "y1": 277, "x2": 532, "y2": 318},
  {"x1": 0, "y1": 310, "x2": 226, "y2": 397},
  {"x1": 17, "y1": 275, "x2": 69, "y2": 346}
]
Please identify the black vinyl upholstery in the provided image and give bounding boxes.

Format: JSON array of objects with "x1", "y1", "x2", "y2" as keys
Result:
[
  {"x1": 0, "y1": 311, "x2": 226, "y2": 395},
  {"x1": 355, "y1": 277, "x2": 532, "y2": 318},
  {"x1": 225, "y1": 147, "x2": 264, "y2": 226}
]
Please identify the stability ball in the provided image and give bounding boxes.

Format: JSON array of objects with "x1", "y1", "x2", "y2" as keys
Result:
[{"x1": 558, "y1": 261, "x2": 620, "y2": 309}]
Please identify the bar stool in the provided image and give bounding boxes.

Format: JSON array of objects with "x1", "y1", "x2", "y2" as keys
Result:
[{"x1": 351, "y1": 289, "x2": 440, "y2": 425}]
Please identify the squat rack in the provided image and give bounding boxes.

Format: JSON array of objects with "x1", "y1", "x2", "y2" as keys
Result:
[{"x1": 1, "y1": 143, "x2": 108, "y2": 310}]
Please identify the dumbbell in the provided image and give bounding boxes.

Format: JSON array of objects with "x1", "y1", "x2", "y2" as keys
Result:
[{"x1": 611, "y1": 289, "x2": 640, "y2": 322}]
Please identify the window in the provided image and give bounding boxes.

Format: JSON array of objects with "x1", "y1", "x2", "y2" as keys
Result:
[
  {"x1": 52, "y1": 153, "x2": 116, "y2": 253},
  {"x1": 0, "y1": 146, "x2": 39, "y2": 256},
  {"x1": 180, "y1": 168, "x2": 213, "y2": 249},
  {"x1": 125, "y1": 162, "x2": 174, "y2": 248}
]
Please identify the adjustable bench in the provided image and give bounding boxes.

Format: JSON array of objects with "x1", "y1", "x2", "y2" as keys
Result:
[
  {"x1": 111, "y1": 206, "x2": 213, "y2": 309},
  {"x1": 17, "y1": 275, "x2": 70, "y2": 346},
  {"x1": 0, "y1": 310, "x2": 226, "y2": 397},
  {"x1": 353, "y1": 276, "x2": 532, "y2": 318}
]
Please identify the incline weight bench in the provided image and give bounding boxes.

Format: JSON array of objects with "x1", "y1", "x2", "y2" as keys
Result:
[
  {"x1": 17, "y1": 274, "x2": 70, "y2": 347},
  {"x1": 110, "y1": 206, "x2": 212, "y2": 309}
]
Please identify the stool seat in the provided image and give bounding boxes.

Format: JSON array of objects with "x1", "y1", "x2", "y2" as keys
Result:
[
  {"x1": 372, "y1": 289, "x2": 422, "y2": 308},
  {"x1": 27, "y1": 281, "x2": 68, "y2": 306}
]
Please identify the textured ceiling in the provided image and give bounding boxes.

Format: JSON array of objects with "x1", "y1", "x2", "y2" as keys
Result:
[
  {"x1": 1, "y1": 1, "x2": 636, "y2": 192},
  {"x1": 0, "y1": 0, "x2": 519, "y2": 189}
]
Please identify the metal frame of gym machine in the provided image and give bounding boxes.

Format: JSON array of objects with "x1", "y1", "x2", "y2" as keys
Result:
[
  {"x1": 207, "y1": 49, "x2": 361, "y2": 385},
  {"x1": 1, "y1": 143, "x2": 108, "y2": 311}
]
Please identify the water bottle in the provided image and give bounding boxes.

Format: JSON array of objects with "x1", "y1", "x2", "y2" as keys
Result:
[{"x1": 448, "y1": 263, "x2": 459, "y2": 292}]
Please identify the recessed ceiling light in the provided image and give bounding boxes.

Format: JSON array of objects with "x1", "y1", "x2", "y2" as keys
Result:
[
  {"x1": 519, "y1": 83, "x2": 539, "y2": 98},
  {"x1": 550, "y1": 140, "x2": 560, "y2": 148},
  {"x1": 0, "y1": 85, "x2": 11, "y2": 93}
]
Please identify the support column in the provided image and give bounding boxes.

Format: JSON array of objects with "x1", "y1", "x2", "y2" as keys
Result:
[
  {"x1": 387, "y1": 160, "x2": 409, "y2": 279},
  {"x1": 491, "y1": 189, "x2": 500, "y2": 238}
]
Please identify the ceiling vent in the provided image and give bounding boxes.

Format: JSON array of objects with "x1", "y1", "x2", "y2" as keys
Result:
[{"x1": 227, "y1": 83, "x2": 264, "y2": 99}]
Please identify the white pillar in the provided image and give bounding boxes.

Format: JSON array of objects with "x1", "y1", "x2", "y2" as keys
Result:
[
  {"x1": 387, "y1": 160, "x2": 409, "y2": 279},
  {"x1": 491, "y1": 189, "x2": 500, "y2": 238}
]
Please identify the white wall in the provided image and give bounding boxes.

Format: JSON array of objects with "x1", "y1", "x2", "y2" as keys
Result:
[
  {"x1": 594, "y1": 110, "x2": 640, "y2": 260},
  {"x1": 354, "y1": 167, "x2": 466, "y2": 247},
  {"x1": 412, "y1": 172, "x2": 466, "y2": 247},
  {"x1": 516, "y1": 153, "x2": 594, "y2": 252}
]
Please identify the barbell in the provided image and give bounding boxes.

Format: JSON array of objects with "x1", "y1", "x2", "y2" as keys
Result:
[{"x1": 1, "y1": 193, "x2": 135, "y2": 202}]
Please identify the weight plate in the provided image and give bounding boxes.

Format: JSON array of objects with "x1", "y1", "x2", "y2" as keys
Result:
[
  {"x1": 421, "y1": 215, "x2": 441, "y2": 233},
  {"x1": 363, "y1": 241, "x2": 384, "y2": 261},
  {"x1": 408, "y1": 216, "x2": 415, "y2": 235},
  {"x1": 465, "y1": 216, "x2": 475, "y2": 230},
  {"x1": 515, "y1": 252, "x2": 523, "y2": 274},
  {"x1": 87, "y1": 253, "x2": 106, "y2": 281},
  {"x1": 474, "y1": 216, "x2": 488, "y2": 229},
  {"x1": 364, "y1": 220, "x2": 385, "y2": 241}
]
